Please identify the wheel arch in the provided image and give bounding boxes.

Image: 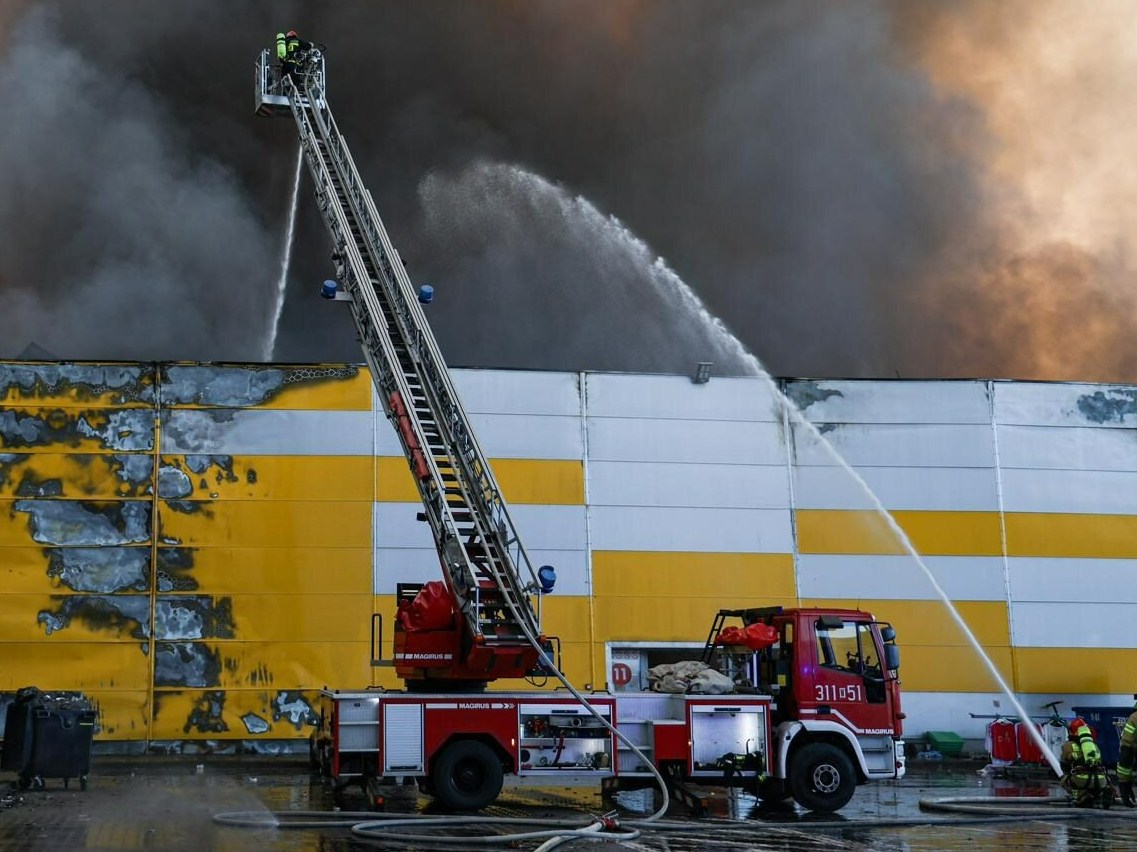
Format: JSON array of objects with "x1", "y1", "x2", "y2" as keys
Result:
[
  {"x1": 428, "y1": 732, "x2": 514, "y2": 775},
  {"x1": 777, "y1": 721, "x2": 866, "y2": 783}
]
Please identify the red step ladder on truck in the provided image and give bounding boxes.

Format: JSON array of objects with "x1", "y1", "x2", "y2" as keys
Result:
[{"x1": 255, "y1": 46, "x2": 906, "y2": 814}]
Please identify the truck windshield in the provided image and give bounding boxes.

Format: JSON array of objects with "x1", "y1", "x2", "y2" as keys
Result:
[{"x1": 815, "y1": 621, "x2": 883, "y2": 681}]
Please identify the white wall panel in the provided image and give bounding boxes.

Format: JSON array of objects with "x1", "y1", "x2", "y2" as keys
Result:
[
  {"x1": 787, "y1": 380, "x2": 991, "y2": 425},
  {"x1": 793, "y1": 466, "x2": 999, "y2": 511},
  {"x1": 791, "y1": 423, "x2": 995, "y2": 468},
  {"x1": 1006, "y1": 557, "x2": 1137, "y2": 604},
  {"x1": 452, "y1": 370, "x2": 582, "y2": 416},
  {"x1": 374, "y1": 547, "x2": 589, "y2": 596},
  {"x1": 585, "y1": 374, "x2": 780, "y2": 421},
  {"x1": 589, "y1": 506, "x2": 793, "y2": 553},
  {"x1": 797, "y1": 554, "x2": 1007, "y2": 601},
  {"x1": 161, "y1": 409, "x2": 374, "y2": 455},
  {"x1": 587, "y1": 418, "x2": 785, "y2": 465},
  {"x1": 375, "y1": 503, "x2": 586, "y2": 551},
  {"x1": 994, "y1": 382, "x2": 1137, "y2": 428},
  {"x1": 588, "y1": 461, "x2": 790, "y2": 509},
  {"x1": 1011, "y1": 601, "x2": 1137, "y2": 648},
  {"x1": 996, "y1": 424, "x2": 1137, "y2": 471},
  {"x1": 376, "y1": 412, "x2": 583, "y2": 460},
  {"x1": 1001, "y1": 468, "x2": 1137, "y2": 514}
]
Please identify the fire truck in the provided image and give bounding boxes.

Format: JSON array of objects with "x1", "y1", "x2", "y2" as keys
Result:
[{"x1": 254, "y1": 46, "x2": 906, "y2": 814}]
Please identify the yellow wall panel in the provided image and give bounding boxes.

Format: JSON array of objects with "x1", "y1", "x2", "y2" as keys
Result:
[
  {"x1": 796, "y1": 510, "x2": 1004, "y2": 556},
  {"x1": 162, "y1": 365, "x2": 370, "y2": 411},
  {"x1": 168, "y1": 641, "x2": 374, "y2": 690},
  {"x1": 1014, "y1": 648, "x2": 1135, "y2": 694},
  {"x1": 150, "y1": 689, "x2": 325, "y2": 740},
  {"x1": 159, "y1": 500, "x2": 371, "y2": 548},
  {"x1": 1005, "y1": 513, "x2": 1137, "y2": 558},
  {"x1": 0, "y1": 453, "x2": 153, "y2": 499},
  {"x1": 161, "y1": 455, "x2": 374, "y2": 502},
  {"x1": 0, "y1": 642, "x2": 151, "y2": 691},
  {"x1": 168, "y1": 546, "x2": 371, "y2": 595},
  {"x1": 892, "y1": 645, "x2": 1015, "y2": 692},
  {"x1": 218, "y1": 594, "x2": 372, "y2": 642},
  {"x1": 376, "y1": 457, "x2": 584, "y2": 505},
  {"x1": 593, "y1": 551, "x2": 796, "y2": 598},
  {"x1": 593, "y1": 595, "x2": 800, "y2": 643},
  {"x1": 539, "y1": 595, "x2": 591, "y2": 639},
  {"x1": 804, "y1": 598, "x2": 1011, "y2": 648},
  {"x1": 83, "y1": 690, "x2": 150, "y2": 740}
]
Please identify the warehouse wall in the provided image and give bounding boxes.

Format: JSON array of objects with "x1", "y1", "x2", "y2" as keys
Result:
[{"x1": 3, "y1": 362, "x2": 1135, "y2": 747}]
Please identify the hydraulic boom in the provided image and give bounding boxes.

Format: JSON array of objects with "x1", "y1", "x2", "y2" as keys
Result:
[{"x1": 255, "y1": 49, "x2": 550, "y2": 686}]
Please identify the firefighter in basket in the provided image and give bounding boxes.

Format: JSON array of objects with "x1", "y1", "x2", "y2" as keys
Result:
[{"x1": 1060, "y1": 717, "x2": 1116, "y2": 808}]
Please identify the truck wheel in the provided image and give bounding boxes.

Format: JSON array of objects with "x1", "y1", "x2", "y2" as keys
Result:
[
  {"x1": 788, "y1": 742, "x2": 856, "y2": 812},
  {"x1": 430, "y1": 740, "x2": 503, "y2": 811}
]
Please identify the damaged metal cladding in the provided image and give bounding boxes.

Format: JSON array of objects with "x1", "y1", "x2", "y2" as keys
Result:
[
  {"x1": 785, "y1": 380, "x2": 845, "y2": 412},
  {"x1": 37, "y1": 594, "x2": 151, "y2": 639},
  {"x1": 15, "y1": 500, "x2": 151, "y2": 546},
  {"x1": 155, "y1": 548, "x2": 199, "y2": 592},
  {"x1": 160, "y1": 363, "x2": 356, "y2": 407},
  {"x1": 241, "y1": 713, "x2": 271, "y2": 735},
  {"x1": 0, "y1": 363, "x2": 155, "y2": 406},
  {"x1": 154, "y1": 643, "x2": 223, "y2": 689},
  {"x1": 46, "y1": 547, "x2": 150, "y2": 593},
  {"x1": 0, "y1": 408, "x2": 153, "y2": 451},
  {"x1": 112, "y1": 454, "x2": 155, "y2": 494},
  {"x1": 273, "y1": 691, "x2": 318, "y2": 729},
  {"x1": 154, "y1": 596, "x2": 236, "y2": 640},
  {"x1": 1076, "y1": 388, "x2": 1137, "y2": 424},
  {"x1": 182, "y1": 691, "x2": 229, "y2": 735}
]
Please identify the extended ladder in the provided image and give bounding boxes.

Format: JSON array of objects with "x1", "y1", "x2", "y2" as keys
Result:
[{"x1": 255, "y1": 50, "x2": 545, "y2": 668}]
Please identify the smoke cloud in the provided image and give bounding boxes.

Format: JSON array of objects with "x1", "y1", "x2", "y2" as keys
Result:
[{"x1": 2, "y1": 1, "x2": 1137, "y2": 381}]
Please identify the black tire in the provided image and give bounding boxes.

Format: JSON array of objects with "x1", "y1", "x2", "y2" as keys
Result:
[
  {"x1": 788, "y1": 742, "x2": 856, "y2": 812},
  {"x1": 16, "y1": 775, "x2": 30, "y2": 790},
  {"x1": 430, "y1": 740, "x2": 503, "y2": 811}
]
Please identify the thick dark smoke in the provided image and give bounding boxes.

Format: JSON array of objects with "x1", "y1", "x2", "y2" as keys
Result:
[{"x1": 2, "y1": 1, "x2": 1133, "y2": 380}]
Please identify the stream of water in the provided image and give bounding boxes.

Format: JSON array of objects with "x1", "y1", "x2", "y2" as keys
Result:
[
  {"x1": 264, "y1": 144, "x2": 304, "y2": 361},
  {"x1": 488, "y1": 163, "x2": 1063, "y2": 776}
]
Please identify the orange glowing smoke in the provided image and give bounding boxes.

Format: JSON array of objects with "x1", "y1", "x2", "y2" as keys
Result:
[{"x1": 898, "y1": 1, "x2": 1137, "y2": 381}]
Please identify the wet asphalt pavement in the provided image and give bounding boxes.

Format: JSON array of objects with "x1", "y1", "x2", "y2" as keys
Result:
[{"x1": 4, "y1": 756, "x2": 1137, "y2": 850}]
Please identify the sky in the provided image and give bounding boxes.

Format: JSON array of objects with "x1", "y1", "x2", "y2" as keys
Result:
[{"x1": 3, "y1": 0, "x2": 1137, "y2": 381}]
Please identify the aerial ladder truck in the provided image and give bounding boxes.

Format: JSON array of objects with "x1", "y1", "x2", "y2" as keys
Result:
[{"x1": 255, "y1": 46, "x2": 906, "y2": 814}]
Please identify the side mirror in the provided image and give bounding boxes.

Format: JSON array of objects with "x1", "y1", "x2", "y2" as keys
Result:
[
  {"x1": 883, "y1": 643, "x2": 900, "y2": 672},
  {"x1": 880, "y1": 625, "x2": 896, "y2": 643}
]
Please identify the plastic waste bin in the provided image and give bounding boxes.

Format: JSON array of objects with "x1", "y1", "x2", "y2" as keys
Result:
[{"x1": 1, "y1": 686, "x2": 95, "y2": 790}]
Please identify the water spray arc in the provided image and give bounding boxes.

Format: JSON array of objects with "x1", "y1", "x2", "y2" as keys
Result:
[
  {"x1": 614, "y1": 222, "x2": 1065, "y2": 778},
  {"x1": 263, "y1": 144, "x2": 304, "y2": 361}
]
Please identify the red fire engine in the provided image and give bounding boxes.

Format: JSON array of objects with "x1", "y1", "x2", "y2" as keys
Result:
[{"x1": 255, "y1": 46, "x2": 906, "y2": 814}]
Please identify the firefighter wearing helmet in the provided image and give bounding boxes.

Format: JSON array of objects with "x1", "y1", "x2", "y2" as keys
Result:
[
  {"x1": 1117, "y1": 700, "x2": 1137, "y2": 807},
  {"x1": 278, "y1": 29, "x2": 312, "y2": 83},
  {"x1": 1061, "y1": 717, "x2": 1114, "y2": 808}
]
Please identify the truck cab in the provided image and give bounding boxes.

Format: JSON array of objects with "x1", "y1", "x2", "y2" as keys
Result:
[{"x1": 705, "y1": 607, "x2": 905, "y2": 811}]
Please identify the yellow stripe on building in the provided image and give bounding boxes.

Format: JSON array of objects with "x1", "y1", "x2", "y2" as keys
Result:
[
  {"x1": 157, "y1": 640, "x2": 373, "y2": 690},
  {"x1": 158, "y1": 500, "x2": 372, "y2": 549},
  {"x1": 161, "y1": 455, "x2": 375, "y2": 502},
  {"x1": 796, "y1": 510, "x2": 1004, "y2": 556},
  {"x1": 1005, "y1": 513, "x2": 1137, "y2": 558},
  {"x1": 376, "y1": 457, "x2": 584, "y2": 504},
  {"x1": 592, "y1": 551, "x2": 797, "y2": 644},
  {"x1": 1014, "y1": 647, "x2": 1137, "y2": 693},
  {"x1": 150, "y1": 688, "x2": 325, "y2": 740},
  {"x1": 168, "y1": 546, "x2": 371, "y2": 595},
  {"x1": 0, "y1": 642, "x2": 151, "y2": 690}
]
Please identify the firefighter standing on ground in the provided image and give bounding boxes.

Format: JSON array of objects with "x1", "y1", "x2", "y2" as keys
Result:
[{"x1": 1117, "y1": 705, "x2": 1137, "y2": 806}]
